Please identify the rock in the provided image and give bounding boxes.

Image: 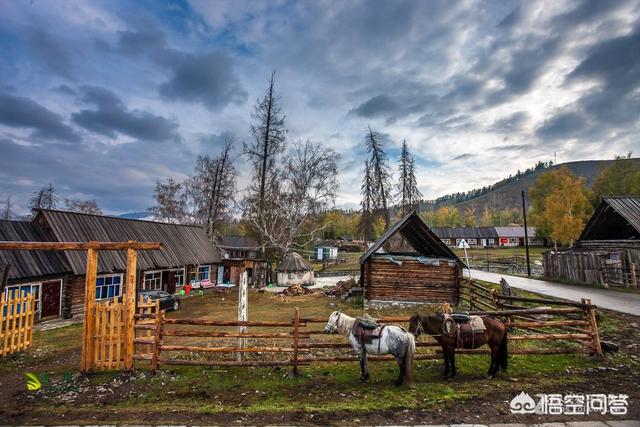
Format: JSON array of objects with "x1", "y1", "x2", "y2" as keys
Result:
[{"x1": 601, "y1": 340, "x2": 619, "y2": 353}]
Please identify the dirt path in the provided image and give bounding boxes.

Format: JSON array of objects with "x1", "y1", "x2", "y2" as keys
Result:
[{"x1": 469, "y1": 270, "x2": 640, "y2": 316}]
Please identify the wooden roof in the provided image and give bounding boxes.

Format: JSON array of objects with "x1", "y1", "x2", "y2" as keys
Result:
[
  {"x1": 432, "y1": 227, "x2": 498, "y2": 239},
  {"x1": 360, "y1": 211, "x2": 462, "y2": 264},
  {"x1": 218, "y1": 235, "x2": 259, "y2": 250},
  {"x1": 0, "y1": 220, "x2": 71, "y2": 281},
  {"x1": 36, "y1": 210, "x2": 221, "y2": 275},
  {"x1": 579, "y1": 197, "x2": 640, "y2": 240}
]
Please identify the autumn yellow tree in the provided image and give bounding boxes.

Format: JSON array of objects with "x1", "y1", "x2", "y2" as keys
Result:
[
  {"x1": 463, "y1": 207, "x2": 477, "y2": 227},
  {"x1": 592, "y1": 153, "x2": 640, "y2": 204},
  {"x1": 529, "y1": 167, "x2": 591, "y2": 249},
  {"x1": 480, "y1": 207, "x2": 492, "y2": 226}
]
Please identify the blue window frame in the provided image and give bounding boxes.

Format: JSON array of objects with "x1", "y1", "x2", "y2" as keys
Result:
[
  {"x1": 3, "y1": 284, "x2": 40, "y2": 315},
  {"x1": 96, "y1": 274, "x2": 121, "y2": 300},
  {"x1": 198, "y1": 265, "x2": 210, "y2": 281}
]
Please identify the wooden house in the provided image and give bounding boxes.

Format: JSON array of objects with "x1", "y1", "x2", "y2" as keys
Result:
[
  {"x1": 1, "y1": 209, "x2": 221, "y2": 320},
  {"x1": 359, "y1": 212, "x2": 464, "y2": 307},
  {"x1": 313, "y1": 241, "x2": 339, "y2": 261},
  {"x1": 276, "y1": 252, "x2": 315, "y2": 286},
  {"x1": 544, "y1": 197, "x2": 640, "y2": 286},
  {"x1": 495, "y1": 227, "x2": 544, "y2": 247},
  {"x1": 432, "y1": 227, "x2": 499, "y2": 247},
  {"x1": 217, "y1": 235, "x2": 267, "y2": 287}
]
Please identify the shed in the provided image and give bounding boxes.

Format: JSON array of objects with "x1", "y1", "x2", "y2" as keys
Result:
[
  {"x1": 359, "y1": 211, "x2": 463, "y2": 307},
  {"x1": 544, "y1": 197, "x2": 640, "y2": 286},
  {"x1": 276, "y1": 252, "x2": 315, "y2": 287},
  {"x1": 313, "y1": 241, "x2": 338, "y2": 261},
  {"x1": 217, "y1": 235, "x2": 267, "y2": 287}
]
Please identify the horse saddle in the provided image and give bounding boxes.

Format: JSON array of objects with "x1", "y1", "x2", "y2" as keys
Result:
[
  {"x1": 352, "y1": 317, "x2": 385, "y2": 345},
  {"x1": 452, "y1": 313, "x2": 471, "y2": 324}
]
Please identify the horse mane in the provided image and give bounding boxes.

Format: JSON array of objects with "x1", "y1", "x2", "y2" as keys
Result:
[{"x1": 336, "y1": 312, "x2": 355, "y2": 336}]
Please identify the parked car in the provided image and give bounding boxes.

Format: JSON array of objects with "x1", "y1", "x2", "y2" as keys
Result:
[{"x1": 138, "y1": 290, "x2": 180, "y2": 311}]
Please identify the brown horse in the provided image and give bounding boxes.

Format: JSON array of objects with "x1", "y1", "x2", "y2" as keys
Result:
[{"x1": 408, "y1": 314, "x2": 508, "y2": 378}]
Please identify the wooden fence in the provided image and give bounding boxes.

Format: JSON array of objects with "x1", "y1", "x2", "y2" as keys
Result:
[
  {"x1": 131, "y1": 299, "x2": 603, "y2": 372},
  {"x1": 461, "y1": 279, "x2": 602, "y2": 356},
  {"x1": 1, "y1": 291, "x2": 36, "y2": 356},
  {"x1": 544, "y1": 249, "x2": 639, "y2": 288}
]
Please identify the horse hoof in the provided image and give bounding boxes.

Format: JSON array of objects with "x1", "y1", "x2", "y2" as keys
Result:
[
  {"x1": 394, "y1": 380, "x2": 403, "y2": 387},
  {"x1": 486, "y1": 374, "x2": 494, "y2": 379},
  {"x1": 360, "y1": 376, "x2": 369, "y2": 383}
]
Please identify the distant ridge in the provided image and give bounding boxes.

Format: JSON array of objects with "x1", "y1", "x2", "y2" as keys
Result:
[
  {"x1": 421, "y1": 159, "x2": 639, "y2": 215},
  {"x1": 117, "y1": 211, "x2": 155, "y2": 221}
]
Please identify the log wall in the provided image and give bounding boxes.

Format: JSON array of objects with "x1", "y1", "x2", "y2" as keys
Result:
[{"x1": 364, "y1": 256, "x2": 460, "y2": 304}]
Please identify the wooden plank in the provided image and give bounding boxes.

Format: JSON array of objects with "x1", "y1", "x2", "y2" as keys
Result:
[
  {"x1": 81, "y1": 247, "x2": 99, "y2": 372},
  {"x1": 123, "y1": 246, "x2": 137, "y2": 371},
  {"x1": 15, "y1": 293, "x2": 23, "y2": 352},
  {"x1": 0, "y1": 241, "x2": 162, "y2": 251},
  {"x1": 10, "y1": 292, "x2": 17, "y2": 353},
  {"x1": 160, "y1": 345, "x2": 295, "y2": 353},
  {"x1": 1, "y1": 293, "x2": 6, "y2": 356}
]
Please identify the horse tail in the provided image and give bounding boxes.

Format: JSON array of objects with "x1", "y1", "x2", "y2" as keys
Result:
[
  {"x1": 497, "y1": 327, "x2": 508, "y2": 372},
  {"x1": 403, "y1": 332, "x2": 416, "y2": 385}
]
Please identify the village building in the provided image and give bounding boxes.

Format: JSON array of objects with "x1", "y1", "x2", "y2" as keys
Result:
[
  {"x1": 359, "y1": 212, "x2": 464, "y2": 308},
  {"x1": 1, "y1": 209, "x2": 220, "y2": 321},
  {"x1": 544, "y1": 197, "x2": 640, "y2": 286},
  {"x1": 313, "y1": 241, "x2": 339, "y2": 261},
  {"x1": 276, "y1": 252, "x2": 315, "y2": 287},
  {"x1": 495, "y1": 226, "x2": 544, "y2": 247},
  {"x1": 217, "y1": 235, "x2": 267, "y2": 287},
  {"x1": 432, "y1": 227, "x2": 498, "y2": 247}
]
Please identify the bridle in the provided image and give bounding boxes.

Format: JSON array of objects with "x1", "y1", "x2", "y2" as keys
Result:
[
  {"x1": 412, "y1": 316, "x2": 425, "y2": 337},
  {"x1": 326, "y1": 312, "x2": 341, "y2": 333}
]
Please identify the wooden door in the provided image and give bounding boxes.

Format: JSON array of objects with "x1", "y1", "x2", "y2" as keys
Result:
[
  {"x1": 167, "y1": 271, "x2": 176, "y2": 294},
  {"x1": 40, "y1": 280, "x2": 61, "y2": 318}
]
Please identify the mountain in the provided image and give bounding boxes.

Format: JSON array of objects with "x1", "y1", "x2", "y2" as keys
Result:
[
  {"x1": 117, "y1": 211, "x2": 155, "y2": 221},
  {"x1": 421, "y1": 159, "x2": 636, "y2": 215}
]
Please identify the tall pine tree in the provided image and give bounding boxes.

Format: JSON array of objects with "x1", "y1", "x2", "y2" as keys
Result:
[
  {"x1": 365, "y1": 126, "x2": 392, "y2": 228},
  {"x1": 397, "y1": 140, "x2": 422, "y2": 215}
]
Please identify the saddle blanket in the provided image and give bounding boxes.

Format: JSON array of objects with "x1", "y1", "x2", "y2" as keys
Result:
[{"x1": 468, "y1": 315, "x2": 486, "y2": 331}]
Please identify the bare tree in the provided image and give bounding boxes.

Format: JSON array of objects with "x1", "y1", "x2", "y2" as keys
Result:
[
  {"x1": 244, "y1": 72, "x2": 286, "y2": 213},
  {"x1": 64, "y1": 198, "x2": 103, "y2": 215},
  {"x1": 244, "y1": 139, "x2": 339, "y2": 255},
  {"x1": 365, "y1": 126, "x2": 392, "y2": 228},
  {"x1": 1, "y1": 196, "x2": 13, "y2": 220},
  {"x1": 189, "y1": 134, "x2": 237, "y2": 240},
  {"x1": 358, "y1": 160, "x2": 375, "y2": 240},
  {"x1": 149, "y1": 178, "x2": 188, "y2": 224},
  {"x1": 29, "y1": 183, "x2": 58, "y2": 214},
  {"x1": 397, "y1": 140, "x2": 422, "y2": 216}
]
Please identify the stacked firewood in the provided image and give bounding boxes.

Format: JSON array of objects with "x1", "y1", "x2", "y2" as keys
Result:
[{"x1": 281, "y1": 284, "x2": 315, "y2": 296}]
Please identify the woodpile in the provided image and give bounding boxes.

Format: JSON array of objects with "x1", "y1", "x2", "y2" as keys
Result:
[
  {"x1": 281, "y1": 284, "x2": 316, "y2": 296},
  {"x1": 322, "y1": 278, "x2": 357, "y2": 297}
]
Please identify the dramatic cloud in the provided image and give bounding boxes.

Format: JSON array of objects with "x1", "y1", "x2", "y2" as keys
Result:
[
  {"x1": 72, "y1": 86, "x2": 179, "y2": 142},
  {"x1": 0, "y1": 91, "x2": 80, "y2": 142},
  {"x1": 0, "y1": 0, "x2": 638, "y2": 214}
]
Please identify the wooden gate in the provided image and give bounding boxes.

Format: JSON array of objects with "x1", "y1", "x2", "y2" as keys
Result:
[
  {"x1": 1, "y1": 291, "x2": 35, "y2": 356},
  {"x1": 91, "y1": 300, "x2": 126, "y2": 370}
]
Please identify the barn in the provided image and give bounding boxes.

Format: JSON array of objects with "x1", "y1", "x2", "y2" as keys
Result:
[
  {"x1": 544, "y1": 197, "x2": 640, "y2": 287},
  {"x1": 359, "y1": 211, "x2": 464, "y2": 308},
  {"x1": 1, "y1": 209, "x2": 221, "y2": 320}
]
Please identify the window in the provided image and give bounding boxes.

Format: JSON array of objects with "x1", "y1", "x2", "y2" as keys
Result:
[
  {"x1": 468, "y1": 239, "x2": 477, "y2": 246},
  {"x1": 488, "y1": 239, "x2": 495, "y2": 245},
  {"x1": 96, "y1": 274, "x2": 122, "y2": 300},
  {"x1": 509, "y1": 238, "x2": 517, "y2": 244},
  {"x1": 441, "y1": 239, "x2": 450, "y2": 245},
  {"x1": 173, "y1": 269, "x2": 185, "y2": 287},
  {"x1": 198, "y1": 265, "x2": 210, "y2": 281},
  {"x1": 143, "y1": 271, "x2": 162, "y2": 290},
  {"x1": 4, "y1": 283, "x2": 41, "y2": 314}
]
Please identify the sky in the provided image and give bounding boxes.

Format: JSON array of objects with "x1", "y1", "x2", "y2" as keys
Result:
[{"x1": 0, "y1": 0, "x2": 639, "y2": 216}]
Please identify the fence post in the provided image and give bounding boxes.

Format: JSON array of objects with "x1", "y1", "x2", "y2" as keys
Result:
[
  {"x1": 632, "y1": 263, "x2": 638, "y2": 289},
  {"x1": 151, "y1": 301, "x2": 162, "y2": 371},
  {"x1": 292, "y1": 307, "x2": 300, "y2": 376},
  {"x1": 583, "y1": 298, "x2": 603, "y2": 359},
  {"x1": 81, "y1": 246, "x2": 99, "y2": 372},
  {"x1": 237, "y1": 271, "x2": 248, "y2": 362},
  {"x1": 468, "y1": 280, "x2": 475, "y2": 311},
  {"x1": 124, "y1": 244, "x2": 138, "y2": 371}
]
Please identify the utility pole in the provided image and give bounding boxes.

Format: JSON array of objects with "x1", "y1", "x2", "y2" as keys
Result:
[{"x1": 521, "y1": 190, "x2": 531, "y2": 276}]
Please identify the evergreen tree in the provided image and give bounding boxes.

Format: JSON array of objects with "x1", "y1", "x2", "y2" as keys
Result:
[
  {"x1": 365, "y1": 126, "x2": 392, "y2": 228},
  {"x1": 397, "y1": 140, "x2": 422, "y2": 215}
]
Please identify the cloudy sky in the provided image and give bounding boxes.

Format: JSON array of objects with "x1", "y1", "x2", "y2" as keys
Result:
[{"x1": 0, "y1": 0, "x2": 639, "y2": 215}]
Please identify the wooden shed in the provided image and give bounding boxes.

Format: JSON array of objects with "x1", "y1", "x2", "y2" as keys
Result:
[
  {"x1": 276, "y1": 252, "x2": 315, "y2": 287},
  {"x1": 359, "y1": 211, "x2": 463, "y2": 307}
]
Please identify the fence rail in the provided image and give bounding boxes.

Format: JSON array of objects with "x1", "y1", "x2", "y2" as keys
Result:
[
  {"x1": 131, "y1": 295, "x2": 603, "y2": 372},
  {"x1": 1, "y1": 292, "x2": 35, "y2": 356}
]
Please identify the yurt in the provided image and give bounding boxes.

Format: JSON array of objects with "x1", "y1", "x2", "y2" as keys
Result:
[{"x1": 276, "y1": 252, "x2": 315, "y2": 286}]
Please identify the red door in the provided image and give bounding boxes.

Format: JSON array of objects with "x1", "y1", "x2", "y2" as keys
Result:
[{"x1": 40, "y1": 280, "x2": 61, "y2": 318}]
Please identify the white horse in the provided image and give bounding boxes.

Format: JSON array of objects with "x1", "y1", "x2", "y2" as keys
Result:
[{"x1": 324, "y1": 310, "x2": 415, "y2": 386}]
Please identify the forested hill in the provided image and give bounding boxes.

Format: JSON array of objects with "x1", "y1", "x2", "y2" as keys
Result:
[{"x1": 420, "y1": 159, "x2": 627, "y2": 214}]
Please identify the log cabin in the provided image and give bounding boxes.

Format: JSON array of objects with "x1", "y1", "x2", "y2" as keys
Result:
[
  {"x1": 359, "y1": 211, "x2": 464, "y2": 308},
  {"x1": 1, "y1": 209, "x2": 221, "y2": 321},
  {"x1": 217, "y1": 235, "x2": 267, "y2": 287}
]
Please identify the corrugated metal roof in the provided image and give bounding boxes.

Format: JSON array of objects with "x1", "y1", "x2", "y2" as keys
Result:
[
  {"x1": 218, "y1": 235, "x2": 259, "y2": 250},
  {"x1": 276, "y1": 252, "x2": 313, "y2": 272},
  {"x1": 494, "y1": 227, "x2": 537, "y2": 238},
  {"x1": 431, "y1": 227, "x2": 498, "y2": 239},
  {"x1": 359, "y1": 212, "x2": 462, "y2": 265},
  {"x1": 37, "y1": 210, "x2": 221, "y2": 275},
  {"x1": 579, "y1": 197, "x2": 640, "y2": 240},
  {"x1": 0, "y1": 220, "x2": 71, "y2": 281}
]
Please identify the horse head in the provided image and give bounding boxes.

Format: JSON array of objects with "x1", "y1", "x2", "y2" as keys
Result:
[
  {"x1": 408, "y1": 314, "x2": 423, "y2": 337},
  {"x1": 324, "y1": 310, "x2": 341, "y2": 334}
]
